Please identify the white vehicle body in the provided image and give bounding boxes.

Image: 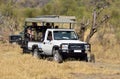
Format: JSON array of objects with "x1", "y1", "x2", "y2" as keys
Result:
[{"x1": 28, "y1": 29, "x2": 89, "y2": 56}]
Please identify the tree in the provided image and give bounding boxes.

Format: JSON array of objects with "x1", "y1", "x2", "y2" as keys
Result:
[
  {"x1": 61, "y1": 0, "x2": 77, "y2": 15},
  {"x1": 79, "y1": 18, "x2": 89, "y2": 41},
  {"x1": 79, "y1": 0, "x2": 110, "y2": 43},
  {"x1": 0, "y1": 1, "x2": 19, "y2": 42}
]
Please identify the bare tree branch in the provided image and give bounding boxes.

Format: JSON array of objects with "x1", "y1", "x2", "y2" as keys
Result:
[
  {"x1": 85, "y1": 7, "x2": 110, "y2": 43},
  {"x1": 79, "y1": 18, "x2": 89, "y2": 41}
]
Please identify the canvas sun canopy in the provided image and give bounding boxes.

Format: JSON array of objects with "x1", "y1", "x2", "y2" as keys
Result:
[{"x1": 25, "y1": 17, "x2": 75, "y2": 23}]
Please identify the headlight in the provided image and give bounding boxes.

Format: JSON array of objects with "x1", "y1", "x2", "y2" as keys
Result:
[
  {"x1": 85, "y1": 44, "x2": 90, "y2": 51},
  {"x1": 61, "y1": 45, "x2": 68, "y2": 50}
]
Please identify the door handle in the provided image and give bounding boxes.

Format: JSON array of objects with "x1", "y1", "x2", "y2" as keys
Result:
[
  {"x1": 43, "y1": 42, "x2": 45, "y2": 44},
  {"x1": 43, "y1": 41, "x2": 52, "y2": 44}
]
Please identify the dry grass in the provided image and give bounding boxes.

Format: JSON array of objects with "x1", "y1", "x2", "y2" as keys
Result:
[
  {"x1": 90, "y1": 32, "x2": 120, "y2": 63},
  {"x1": 0, "y1": 28, "x2": 120, "y2": 79},
  {"x1": 0, "y1": 43, "x2": 120, "y2": 79}
]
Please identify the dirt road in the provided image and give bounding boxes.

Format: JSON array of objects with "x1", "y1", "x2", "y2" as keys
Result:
[{"x1": 69, "y1": 61, "x2": 120, "y2": 79}]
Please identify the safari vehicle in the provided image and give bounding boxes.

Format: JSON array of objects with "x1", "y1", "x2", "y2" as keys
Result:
[
  {"x1": 21, "y1": 15, "x2": 95, "y2": 63},
  {"x1": 9, "y1": 35, "x2": 22, "y2": 45}
]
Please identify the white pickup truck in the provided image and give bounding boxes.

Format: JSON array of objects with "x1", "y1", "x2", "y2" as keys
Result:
[{"x1": 21, "y1": 15, "x2": 95, "y2": 63}]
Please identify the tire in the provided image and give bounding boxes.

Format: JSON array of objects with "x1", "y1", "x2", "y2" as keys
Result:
[
  {"x1": 90, "y1": 54, "x2": 95, "y2": 63},
  {"x1": 85, "y1": 54, "x2": 89, "y2": 62},
  {"x1": 53, "y1": 49, "x2": 63, "y2": 63},
  {"x1": 80, "y1": 54, "x2": 88, "y2": 62},
  {"x1": 32, "y1": 48, "x2": 40, "y2": 58},
  {"x1": 87, "y1": 53, "x2": 95, "y2": 63},
  {"x1": 22, "y1": 48, "x2": 29, "y2": 54},
  {"x1": 22, "y1": 48, "x2": 26, "y2": 53}
]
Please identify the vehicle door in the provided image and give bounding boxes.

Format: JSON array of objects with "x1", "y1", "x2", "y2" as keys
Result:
[{"x1": 42, "y1": 31, "x2": 53, "y2": 55}]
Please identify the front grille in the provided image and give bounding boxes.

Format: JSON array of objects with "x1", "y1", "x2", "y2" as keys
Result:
[{"x1": 69, "y1": 43, "x2": 85, "y2": 50}]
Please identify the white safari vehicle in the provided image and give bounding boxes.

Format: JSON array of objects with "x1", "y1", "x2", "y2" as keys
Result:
[{"x1": 21, "y1": 15, "x2": 95, "y2": 63}]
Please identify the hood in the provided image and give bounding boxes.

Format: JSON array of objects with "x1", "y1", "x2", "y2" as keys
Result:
[{"x1": 53, "y1": 40, "x2": 87, "y2": 46}]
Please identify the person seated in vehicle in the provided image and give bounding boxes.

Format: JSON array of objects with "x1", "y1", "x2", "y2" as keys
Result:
[
  {"x1": 32, "y1": 22, "x2": 37, "y2": 27},
  {"x1": 46, "y1": 23, "x2": 52, "y2": 29},
  {"x1": 25, "y1": 27, "x2": 30, "y2": 40},
  {"x1": 47, "y1": 32, "x2": 52, "y2": 41},
  {"x1": 31, "y1": 22, "x2": 38, "y2": 41},
  {"x1": 42, "y1": 23, "x2": 52, "y2": 40},
  {"x1": 55, "y1": 25, "x2": 59, "y2": 29},
  {"x1": 26, "y1": 27, "x2": 34, "y2": 41}
]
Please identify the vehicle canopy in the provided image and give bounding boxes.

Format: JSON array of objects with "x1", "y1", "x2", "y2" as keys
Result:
[
  {"x1": 25, "y1": 15, "x2": 76, "y2": 29},
  {"x1": 25, "y1": 15, "x2": 75, "y2": 23}
]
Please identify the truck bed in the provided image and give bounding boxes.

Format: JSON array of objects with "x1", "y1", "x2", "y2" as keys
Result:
[{"x1": 28, "y1": 41, "x2": 42, "y2": 50}]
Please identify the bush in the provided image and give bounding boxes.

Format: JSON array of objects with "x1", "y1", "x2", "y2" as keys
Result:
[{"x1": 23, "y1": 8, "x2": 41, "y2": 18}]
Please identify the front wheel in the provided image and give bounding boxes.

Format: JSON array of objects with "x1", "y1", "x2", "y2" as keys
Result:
[
  {"x1": 87, "y1": 53, "x2": 95, "y2": 63},
  {"x1": 32, "y1": 48, "x2": 41, "y2": 58},
  {"x1": 53, "y1": 49, "x2": 63, "y2": 63},
  {"x1": 22, "y1": 48, "x2": 30, "y2": 54}
]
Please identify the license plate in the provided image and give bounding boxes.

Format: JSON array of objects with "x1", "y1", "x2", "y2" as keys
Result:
[{"x1": 74, "y1": 50, "x2": 81, "y2": 53}]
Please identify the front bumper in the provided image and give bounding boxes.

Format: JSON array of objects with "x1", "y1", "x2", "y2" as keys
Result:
[
  {"x1": 59, "y1": 43, "x2": 91, "y2": 58},
  {"x1": 59, "y1": 49, "x2": 87, "y2": 58},
  {"x1": 59, "y1": 49, "x2": 85, "y2": 53}
]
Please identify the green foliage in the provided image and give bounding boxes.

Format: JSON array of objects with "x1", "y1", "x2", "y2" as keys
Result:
[
  {"x1": 41, "y1": 0, "x2": 90, "y2": 19},
  {"x1": 41, "y1": 3, "x2": 53, "y2": 15},
  {"x1": 23, "y1": 8, "x2": 40, "y2": 18},
  {"x1": 60, "y1": 0, "x2": 77, "y2": 15},
  {"x1": 111, "y1": 9, "x2": 120, "y2": 20},
  {"x1": 0, "y1": 2, "x2": 14, "y2": 17},
  {"x1": 0, "y1": 0, "x2": 120, "y2": 42},
  {"x1": 115, "y1": 28, "x2": 120, "y2": 38}
]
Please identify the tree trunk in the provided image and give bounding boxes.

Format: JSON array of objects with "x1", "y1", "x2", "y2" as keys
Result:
[
  {"x1": 79, "y1": 23, "x2": 85, "y2": 41},
  {"x1": 85, "y1": 10, "x2": 97, "y2": 43}
]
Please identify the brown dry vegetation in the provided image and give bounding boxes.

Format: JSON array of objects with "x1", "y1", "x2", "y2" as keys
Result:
[{"x1": 0, "y1": 42, "x2": 120, "y2": 79}]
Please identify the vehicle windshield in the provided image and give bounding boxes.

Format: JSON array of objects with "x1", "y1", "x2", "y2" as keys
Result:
[{"x1": 54, "y1": 31, "x2": 78, "y2": 40}]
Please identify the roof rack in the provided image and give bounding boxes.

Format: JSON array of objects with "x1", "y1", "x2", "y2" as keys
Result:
[{"x1": 25, "y1": 15, "x2": 76, "y2": 23}]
